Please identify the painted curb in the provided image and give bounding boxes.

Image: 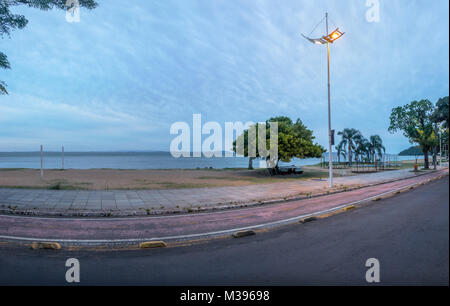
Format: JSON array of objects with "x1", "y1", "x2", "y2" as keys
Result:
[
  {"x1": 31, "y1": 242, "x2": 61, "y2": 250},
  {"x1": 342, "y1": 205, "x2": 356, "y2": 211},
  {"x1": 232, "y1": 230, "x2": 256, "y2": 238},
  {"x1": 139, "y1": 241, "x2": 167, "y2": 249},
  {"x1": 299, "y1": 216, "x2": 317, "y2": 223}
]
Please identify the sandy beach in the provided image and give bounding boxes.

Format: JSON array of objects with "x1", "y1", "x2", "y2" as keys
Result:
[
  {"x1": 0, "y1": 166, "x2": 352, "y2": 190},
  {"x1": 0, "y1": 160, "x2": 423, "y2": 190}
]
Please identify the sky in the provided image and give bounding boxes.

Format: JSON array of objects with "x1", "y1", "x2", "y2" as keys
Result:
[{"x1": 0, "y1": 0, "x2": 449, "y2": 153}]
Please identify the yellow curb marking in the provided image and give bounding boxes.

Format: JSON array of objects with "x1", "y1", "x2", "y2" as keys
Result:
[
  {"x1": 31, "y1": 242, "x2": 61, "y2": 250},
  {"x1": 232, "y1": 230, "x2": 255, "y2": 238},
  {"x1": 139, "y1": 241, "x2": 167, "y2": 249},
  {"x1": 299, "y1": 216, "x2": 317, "y2": 224}
]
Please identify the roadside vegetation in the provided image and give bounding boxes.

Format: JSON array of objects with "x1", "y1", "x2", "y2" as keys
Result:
[
  {"x1": 335, "y1": 129, "x2": 385, "y2": 165},
  {"x1": 389, "y1": 96, "x2": 449, "y2": 169},
  {"x1": 232, "y1": 116, "x2": 325, "y2": 171}
]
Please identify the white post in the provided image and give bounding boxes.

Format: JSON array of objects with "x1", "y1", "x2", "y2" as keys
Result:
[
  {"x1": 40, "y1": 145, "x2": 43, "y2": 178},
  {"x1": 62, "y1": 145, "x2": 65, "y2": 170}
]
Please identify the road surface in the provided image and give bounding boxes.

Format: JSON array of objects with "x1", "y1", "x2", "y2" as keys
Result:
[{"x1": 0, "y1": 176, "x2": 448, "y2": 285}]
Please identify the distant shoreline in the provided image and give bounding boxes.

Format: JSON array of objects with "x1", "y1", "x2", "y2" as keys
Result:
[{"x1": 0, "y1": 152, "x2": 423, "y2": 170}]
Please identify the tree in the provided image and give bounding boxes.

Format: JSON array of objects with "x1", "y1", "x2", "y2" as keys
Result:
[
  {"x1": 1, "y1": 0, "x2": 98, "y2": 94},
  {"x1": 233, "y1": 122, "x2": 263, "y2": 170},
  {"x1": 335, "y1": 142, "x2": 346, "y2": 164},
  {"x1": 367, "y1": 135, "x2": 385, "y2": 163},
  {"x1": 354, "y1": 134, "x2": 369, "y2": 163},
  {"x1": 431, "y1": 96, "x2": 449, "y2": 129},
  {"x1": 233, "y1": 116, "x2": 325, "y2": 172},
  {"x1": 389, "y1": 99, "x2": 435, "y2": 169},
  {"x1": 337, "y1": 128, "x2": 362, "y2": 166},
  {"x1": 430, "y1": 123, "x2": 440, "y2": 169}
]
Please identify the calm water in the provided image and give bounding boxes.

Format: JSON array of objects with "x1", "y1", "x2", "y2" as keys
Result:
[{"x1": 0, "y1": 152, "x2": 420, "y2": 170}]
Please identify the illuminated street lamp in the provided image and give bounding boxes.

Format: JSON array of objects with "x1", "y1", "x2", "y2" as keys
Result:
[{"x1": 302, "y1": 13, "x2": 344, "y2": 188}]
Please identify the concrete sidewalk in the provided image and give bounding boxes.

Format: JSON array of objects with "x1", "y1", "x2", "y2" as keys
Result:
[{"x1": 0, "y1": 168, "x2": 447, "y2": 217}]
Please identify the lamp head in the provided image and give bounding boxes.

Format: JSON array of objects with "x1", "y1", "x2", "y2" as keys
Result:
[
  {"x1": 323, "y1": 28, "x2": 344, "y2": 43},
  {"x1": 302, "y1": 28, "x2": 344, "y2": 45}
]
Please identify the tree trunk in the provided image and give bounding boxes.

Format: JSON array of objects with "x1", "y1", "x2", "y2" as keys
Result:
[
  {"x1": 348, "y1": 144, "x2": 352, "y2": 166},
  {"x1": 424, "y1": 150, "x2": 429, "y2": 169},
  {"x1": 248, "y1": 157, "x2": 254, "y2": 170},
  {"x1": 433, "y1": 150, "x2": 437, "y2": 170}
]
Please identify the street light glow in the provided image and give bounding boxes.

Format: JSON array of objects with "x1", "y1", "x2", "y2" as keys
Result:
[
  {"x1": 325, "y1": 29, "x2": 344, "y2": 43},
  {"x1": 301, "y1": 28, "x2": 344, "y2": 45}
]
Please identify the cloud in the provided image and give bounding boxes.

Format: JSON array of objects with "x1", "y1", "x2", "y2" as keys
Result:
[{"x1": 0, "y1": 0, "x2": 448, "y2": 153}]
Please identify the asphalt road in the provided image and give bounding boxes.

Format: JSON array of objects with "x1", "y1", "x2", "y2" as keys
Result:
[{"x1": 0, "y1": 176, "x2": 448, "y2": 286}]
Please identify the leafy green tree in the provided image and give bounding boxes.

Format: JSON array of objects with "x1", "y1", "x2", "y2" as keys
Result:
[
  {"x1": 233, "y1": 116, "x2": 325, "y2": 171},
  {"x1": 389, "y1": 99, "x2": 435, "y2": 169},
  {"x1": 430, "y1": 97, "x2": 449, "y2": 166},
  {"x1": 233, "y1": 122, "x2": 264, "y2": 170},
  {"x1": 275, "y1": 116, "x2": 325, "y2": 167},
  {"x1": 337, "y1": 128, "x2": 362, "y2": 166},
  {"x1": 1, "y1": 0, "x2": 98, "y2": 94},
  {"x1": 431, "y1": 96, "x2": 449, "y2": 129}
]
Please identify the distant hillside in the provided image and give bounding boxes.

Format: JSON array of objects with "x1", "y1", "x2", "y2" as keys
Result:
[{"x1": 399, "y1": 146, "x2": 423, "y2": 156}]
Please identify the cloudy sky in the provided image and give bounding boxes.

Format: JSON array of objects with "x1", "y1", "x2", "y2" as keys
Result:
[{"x1": 0, "y1": 0, "x2": 448, "y2": 153}]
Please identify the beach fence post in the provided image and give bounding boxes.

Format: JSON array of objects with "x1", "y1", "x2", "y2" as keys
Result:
[
  {"x1": 62, "y1": 145, "x2": 64, "y2": 170},
  {"x1": 40, "y1": 145, "x2": 43, "y2": 178}
]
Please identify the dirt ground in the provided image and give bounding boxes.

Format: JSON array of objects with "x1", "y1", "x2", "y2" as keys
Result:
[{"x1": 0, "y1": 166, "x2": 351, "y2": 190}]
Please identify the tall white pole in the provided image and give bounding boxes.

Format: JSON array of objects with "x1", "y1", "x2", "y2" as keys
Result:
[
  {"x1": 40, "y1": 145, "x2": 43, "y2": 178},
  {"x1": 62, "y1": 145, "x2": 64, "y2": 170},
  {"x1": 326, "y1": 12, "x2": 333, "y2": 188}
]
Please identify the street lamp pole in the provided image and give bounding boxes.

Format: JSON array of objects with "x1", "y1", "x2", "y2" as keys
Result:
[
  {"x1": 301, "y1": 12, "x2": 344, "y2": 188},
  {"x1": 326, "y1": 12, "x2": 333, "y2": 188}
]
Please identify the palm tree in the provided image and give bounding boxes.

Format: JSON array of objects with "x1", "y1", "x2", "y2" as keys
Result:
[
  {"x1": 367, "y1": 135, "x2": 386, "y2": 163},
  {"x1": 335, "y1": 143, "x2": 347, "y2": 164},
  {"x1": 354, "y1": 135, "x2": 370, "y2": 163},
  {"x1": 337, "y1": 128, "x2": 362, "y2": 166}
]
